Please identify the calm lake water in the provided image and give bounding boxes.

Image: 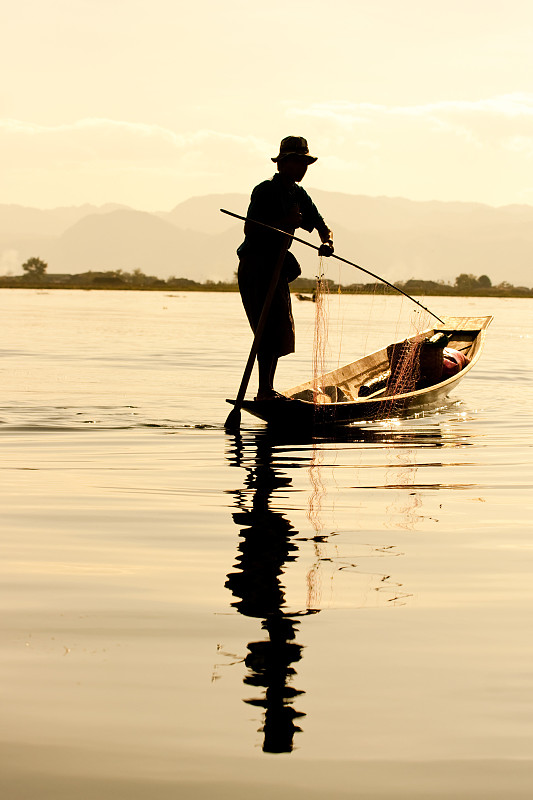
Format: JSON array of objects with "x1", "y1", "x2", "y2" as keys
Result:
[{"x1": 1, "y1": 288, "x2": 533, "y2": 799}]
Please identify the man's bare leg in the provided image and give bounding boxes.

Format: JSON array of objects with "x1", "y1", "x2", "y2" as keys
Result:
[{"x1": 257, "y1": 353, "x2": 279, "y2": 400}]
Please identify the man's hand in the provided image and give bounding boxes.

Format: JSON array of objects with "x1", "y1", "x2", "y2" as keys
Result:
[{"x1": 318, "y1": 240, "x2": 334, "y2": 257}]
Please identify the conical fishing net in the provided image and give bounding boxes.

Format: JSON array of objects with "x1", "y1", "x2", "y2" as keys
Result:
[{"x1": 307, "y1": 257, "x2": 433, "y2": 421}]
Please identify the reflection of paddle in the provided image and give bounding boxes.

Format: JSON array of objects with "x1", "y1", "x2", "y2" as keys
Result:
[{"x1": 225, "y1": 233, "x2": 292, "y2": 429}]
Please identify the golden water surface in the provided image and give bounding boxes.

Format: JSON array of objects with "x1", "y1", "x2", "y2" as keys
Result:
[{"x1": 1, "y1": 289, "x2": 532, "y2": 799}]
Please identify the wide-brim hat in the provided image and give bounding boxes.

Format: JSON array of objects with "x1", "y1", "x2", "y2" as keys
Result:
[{"x1": 271, "y1": 136, "x2": 317, "y2": 164}]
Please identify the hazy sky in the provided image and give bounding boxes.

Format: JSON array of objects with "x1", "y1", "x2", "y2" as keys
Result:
[{"x1": 2, "y1": 0, "x2": 533, "y2": 210}]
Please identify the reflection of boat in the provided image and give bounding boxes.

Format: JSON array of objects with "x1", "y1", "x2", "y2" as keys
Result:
[{"x1": 228, "y1": 315, "x2": 492, "y2": 427}]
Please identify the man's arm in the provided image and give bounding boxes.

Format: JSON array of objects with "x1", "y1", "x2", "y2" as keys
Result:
[
  {"x1": 316, "y1": 219, "x2": 334, "y2": 256},
  {"x1": 298, "y1": 189, "x2": 334, "y2": 255}
]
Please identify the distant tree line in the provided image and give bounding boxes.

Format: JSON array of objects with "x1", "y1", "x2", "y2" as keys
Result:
[
  {"x1": 291, "y1": 272, "x2": 533, "y2": 297},
  {"x1": 393, "y1": 272, "x2": 533, "y2": 297},
  {"x1": 0, "y1": 259, "x2": 531, "y2": 297}
]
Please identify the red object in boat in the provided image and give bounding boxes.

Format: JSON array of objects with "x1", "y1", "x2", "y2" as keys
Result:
[{"x1": 442, "y1": 347, "x2": 470, "y2": 380}]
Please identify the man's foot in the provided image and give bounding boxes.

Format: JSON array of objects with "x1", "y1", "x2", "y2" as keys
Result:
[{"x1": 254, "y1": 390, "x2": 291, "y2": 402}]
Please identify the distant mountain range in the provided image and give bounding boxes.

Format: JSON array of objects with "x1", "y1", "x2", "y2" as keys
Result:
[{"x1": 1, "y1": 191, "x2": 532, "y2": 287}]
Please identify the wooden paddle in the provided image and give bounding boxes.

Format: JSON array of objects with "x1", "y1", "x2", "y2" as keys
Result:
[{"x1": 225, "y1": 233, "x2": 292, "y2": 429}]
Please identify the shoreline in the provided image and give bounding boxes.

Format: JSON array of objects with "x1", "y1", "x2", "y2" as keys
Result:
[{"x1": 1, "y1": 281, "x2": 531, "y2": 298}]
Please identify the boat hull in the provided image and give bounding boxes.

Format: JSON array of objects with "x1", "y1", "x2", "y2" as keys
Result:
[{"x1": 228, "y1": 315, "x2": 492, "y2": 428}]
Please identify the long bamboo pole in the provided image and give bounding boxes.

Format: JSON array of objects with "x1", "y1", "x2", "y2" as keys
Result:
[{"x1": 220, "y1": 208, "x2": 444, "y2": 324}]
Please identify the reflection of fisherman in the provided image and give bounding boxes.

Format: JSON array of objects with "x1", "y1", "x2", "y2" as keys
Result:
[
  {"x1": 237, "y1": 136, "x2": 334, "y2": 401},
  {"x1": 225, "y1": 432, "x2": 309, "y2": 753},
  {"x1": 243, "y1": 616, "x2": 305, "y2": 754}
]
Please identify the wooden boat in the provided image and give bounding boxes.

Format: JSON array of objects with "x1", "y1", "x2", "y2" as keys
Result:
[{"x1": 228, "y1": 316, "x2": 492, "y2": 427}]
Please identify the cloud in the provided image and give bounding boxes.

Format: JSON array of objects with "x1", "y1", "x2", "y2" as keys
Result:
[
  {"x1": 280, "y1": 94, "x2": 533, "y2": 207},
  {"x1": 0, "y1": 118, "x2": 269, "y2": 172},
  {"x1": 287, "y1": 93, "x2": 533, "y2": 149},
  {"x1": 1, "y1": 97, "x2": 532, "y2": 208},
  {"x1": 0, "y1": 119, "x2": 274, "y2": 206},
  {"x1": 506, "y1": 136, "x2": 533, "y2": 158}
]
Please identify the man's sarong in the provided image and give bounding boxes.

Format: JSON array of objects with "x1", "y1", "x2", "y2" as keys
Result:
[{"x1": 237, "y1": 253, "x2": 295, "y2": 358}]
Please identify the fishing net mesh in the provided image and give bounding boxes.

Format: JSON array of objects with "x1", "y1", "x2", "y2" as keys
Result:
[
  {"x1": 311, "y1": 263, "x2": 330, "y2": 402},
  {"x1": 305, "y1": 261, "x2": 330, "y2": 608},
  {"x1": 308, "y1": 258, "x2": 433, "y2": 421},
  {"x1": 303, "y1": 258, "x2": 435, "y2": 612}
]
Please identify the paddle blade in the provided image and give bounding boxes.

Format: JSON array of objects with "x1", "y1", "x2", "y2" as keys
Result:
[{"x1": 224, "y1": 404, "x2": 241, "y2": 429}]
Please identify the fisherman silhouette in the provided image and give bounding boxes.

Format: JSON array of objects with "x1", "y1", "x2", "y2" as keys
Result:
[{"x1": 236, "y1": 136, "x2": 334, "y2": 401}]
